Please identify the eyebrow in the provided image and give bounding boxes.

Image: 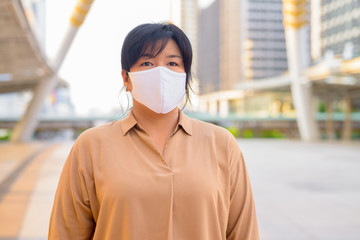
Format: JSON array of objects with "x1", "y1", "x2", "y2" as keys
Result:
[
  {"x1": 139, "y1": 54, "x2": 182, "y2": 59},
  {"x1": 139, "y1": 53, "x2": 154, "y2": 58},
  {"x1": 166, "y1": 55, "x2": 182, "y2": 59}
]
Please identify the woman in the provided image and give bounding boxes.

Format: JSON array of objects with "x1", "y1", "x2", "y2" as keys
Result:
[{"x1": 49, "y1": 22, "x2": 259, "y2": 240}]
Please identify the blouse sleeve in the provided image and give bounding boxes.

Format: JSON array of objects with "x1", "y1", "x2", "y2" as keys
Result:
[
  {"x1": 48, "y1": 142, "x2": 95, "y2": 240},
  {"x1": 226, "y1": 137, "x2": 259, "y2": 240}
]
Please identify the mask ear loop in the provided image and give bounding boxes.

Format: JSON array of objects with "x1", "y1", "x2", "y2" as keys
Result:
[
  {"x1": 118, "y1": 71, "x2": 133, "y2": 116},
  {"x1": 125, "y1": 71, "x2": 130, "y2": 92}
]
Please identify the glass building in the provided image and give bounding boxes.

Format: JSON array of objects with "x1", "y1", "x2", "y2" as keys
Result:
[
  {"x1": 320, "y1": 0, "x2": 360, "y2": 59},
  {"x1": 241, "y1": 0, "x2": 288, "y2": 80},
  {"x1": 198, "y1": 0, "x2": 294, "y2": 94},
  {"x1": 198, "y1": 0, "x2": 220, "y2": 94}
]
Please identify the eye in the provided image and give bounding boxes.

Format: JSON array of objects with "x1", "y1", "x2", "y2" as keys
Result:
[
  {"x1": 140, "y1": 62, "x2": 153, "y2": 66},
  {"x1": 168, "y1": 62, "x2": 179, "y2": 66}
]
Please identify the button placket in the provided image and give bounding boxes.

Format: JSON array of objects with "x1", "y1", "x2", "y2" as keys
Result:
[{"x1": 161, "y1": 126, "x2": 181, "y2": 169}]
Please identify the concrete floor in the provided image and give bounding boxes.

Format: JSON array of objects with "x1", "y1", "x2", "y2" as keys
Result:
[
  {"x1": 238, "y1": 139, "x2": 360, "y2": 240},
  {"x1": 0, "y1": 139, "x2": 359, "y2": 240}
]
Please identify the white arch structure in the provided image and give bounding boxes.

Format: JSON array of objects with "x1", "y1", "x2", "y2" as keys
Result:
[{"x1": 1, "y1": 0, "x2": 95, "y2": 142}]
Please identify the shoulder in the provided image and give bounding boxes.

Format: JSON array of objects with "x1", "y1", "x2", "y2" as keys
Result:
[
  {"x1": 189, "y1": 117, "x2": 234, "y2": 141},
  {"x1": 66, "y1": 120, "x2": 124, "y2": 171},
  {"x1": 74, "y1": 120, "x2": 122, "y2": 148},
  {"x1": 186, "y1": 117, "x2": 244, "y2": 174},
  {"x1": 186, "y1": 116, "x2": 242, "y2": 155}
]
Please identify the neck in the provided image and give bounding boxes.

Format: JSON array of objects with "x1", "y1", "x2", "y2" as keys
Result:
[{"x1": 132, "y1": 100, "x2": 179, "y2": 134}]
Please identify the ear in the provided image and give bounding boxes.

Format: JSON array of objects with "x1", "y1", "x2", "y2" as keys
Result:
[{"x1": 121, "y1": 69, "x2": 132, "y2": 92}]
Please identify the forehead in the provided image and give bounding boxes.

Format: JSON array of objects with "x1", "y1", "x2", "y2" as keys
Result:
[{"x1": 141, "y1": 39, "x2": 181, "y2": 57}]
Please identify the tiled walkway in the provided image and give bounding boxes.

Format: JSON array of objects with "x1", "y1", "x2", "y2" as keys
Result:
[
  {"x1": 0, "y1": 139, "x2": 359, "y2": 240},
  {"x1": 0, "y1": 142, "x2": 72, "y2": 240}
]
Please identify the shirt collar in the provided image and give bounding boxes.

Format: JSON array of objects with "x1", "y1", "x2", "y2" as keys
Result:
[
  {"x1": 178, "y1": 110, "x2": 193, "y2": 136},
  {"x1": 121, "y1": 111, "x2": 138, "y2": 135},
  {"x1": 121, "y1": 109, "x2": 192, "y2": 136}
]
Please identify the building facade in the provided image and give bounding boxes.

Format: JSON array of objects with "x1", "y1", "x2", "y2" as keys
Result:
[
  {"x1": 180, "y1": 0, "x2": 200, "y2": 110},
  {"x1": 198, "y1": 0, "x2": 289, "y2": 95},
  {"x1": 181, "y1": 0, "x2": 199, "y2": 69},
  {"x1": 198, "y1": 0, "x2": 220, "y2": 94},
  {"x1": 319, "y1": 0, "x2": 360, "y2": 60},
  {"x1": 241, "y1": 0, "x2": 288, "y2": 80}
]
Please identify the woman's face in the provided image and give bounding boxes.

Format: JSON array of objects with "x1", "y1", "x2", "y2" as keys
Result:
[
  {"x1": 122, "y1": 38, "x2": 185, "y2": 97},
  {"x1": 130, "y1": 39, "x2": 185, "y2": 73}
]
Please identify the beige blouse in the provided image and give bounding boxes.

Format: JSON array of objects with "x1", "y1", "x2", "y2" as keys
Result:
[{"x1": 48, "y1": 110, "x2": 259, "y2": 240}]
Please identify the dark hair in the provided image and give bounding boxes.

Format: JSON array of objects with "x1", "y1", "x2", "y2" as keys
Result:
[{"x1": 121, "y1": 22, "x2": 193, "y2": 104}]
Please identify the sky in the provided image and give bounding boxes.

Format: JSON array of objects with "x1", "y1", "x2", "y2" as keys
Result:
[{"x1": 45, "y1": 0, "x2": 214, "y2": 115}]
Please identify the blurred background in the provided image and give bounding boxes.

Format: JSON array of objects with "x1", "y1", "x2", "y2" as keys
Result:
[
  {"x1": 0, "y1": 0, "x2": 359, "y2": 142},
  {"x1": 0, "y1": 0, "x2": 359, "y2": 239}
]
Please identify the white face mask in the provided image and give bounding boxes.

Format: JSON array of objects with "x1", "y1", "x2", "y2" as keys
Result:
[{"x1": 128, "y1": 66, "x2": 186, "y2": 114}]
